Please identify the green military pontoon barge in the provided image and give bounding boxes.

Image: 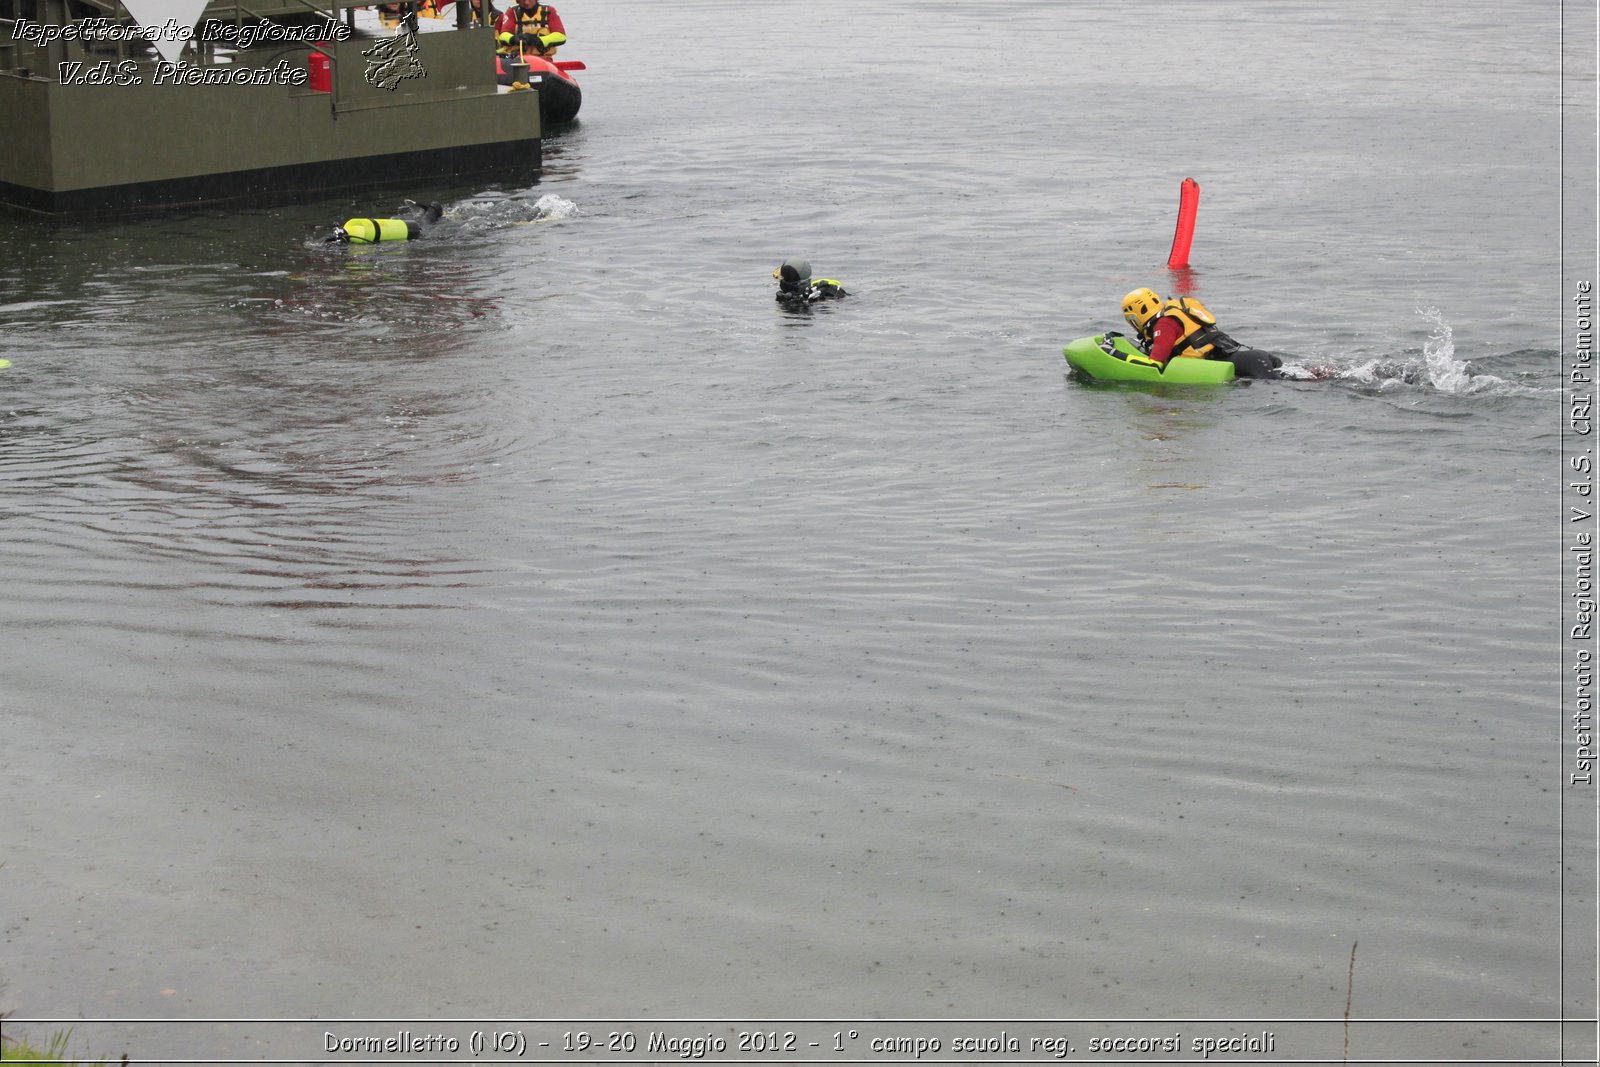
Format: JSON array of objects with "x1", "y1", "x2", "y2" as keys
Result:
[{"x1": 0, "y1": 0, "x2": 541, "y2": 214}]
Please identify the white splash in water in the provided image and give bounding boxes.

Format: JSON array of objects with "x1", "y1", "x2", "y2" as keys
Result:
[
  {"x1": 527, "y1": 193, "x2": 577, "y2": 222},
  {"x1": 1417, "y1": 305, "x2": 1479, "y2": 392},
  {"x1": 1342, "y1": 306, "x2": 1508, "y2": 393},
  {"x1": 440, "y1": 192, "x2": 578, "y2": 228}
]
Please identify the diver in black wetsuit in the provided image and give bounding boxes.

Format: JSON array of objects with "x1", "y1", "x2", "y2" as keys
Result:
[{"x1": 774, "y1": 259, "x2": 848, "y2": 308}]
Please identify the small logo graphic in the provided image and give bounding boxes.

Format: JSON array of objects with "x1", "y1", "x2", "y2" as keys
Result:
[
  {"x1": 362, "y1": 26, "x2": 426, "y2": 90},
  {"x1": 117, "y1": 0, "x2": 208, "y2": 63}
]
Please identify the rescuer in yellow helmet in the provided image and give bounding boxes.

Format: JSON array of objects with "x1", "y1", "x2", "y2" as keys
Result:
[{"x1": 1120, "y1": 287, "x2": 1283, "y2": 379}]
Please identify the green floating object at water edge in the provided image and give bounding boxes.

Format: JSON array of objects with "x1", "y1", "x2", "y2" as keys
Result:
[
  {"x1": 1062, "y1": 334, "x2": 1235, "y2": 384},
  {"x1": 0, "y1": 359, "x2": 11, "y2": 369}
]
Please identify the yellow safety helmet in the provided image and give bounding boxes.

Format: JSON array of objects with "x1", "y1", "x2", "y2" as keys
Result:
[{"x1": 1121, "y1": 287, "x2": 1164, "y2": 332}]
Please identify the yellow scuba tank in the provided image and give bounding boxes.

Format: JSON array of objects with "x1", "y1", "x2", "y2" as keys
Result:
[{"x1": 336, "y1": 217, "x2": 419, "y2": 244}]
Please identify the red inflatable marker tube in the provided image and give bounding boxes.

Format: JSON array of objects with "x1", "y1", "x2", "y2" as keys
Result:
[{"x1": 1166, "y1": 177, "x2": 1200, "y2": 269}]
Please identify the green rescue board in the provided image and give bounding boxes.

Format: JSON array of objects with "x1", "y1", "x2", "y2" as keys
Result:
[{"x1": 1062, "y1": 334, "x2": 1236, "y2": 384}]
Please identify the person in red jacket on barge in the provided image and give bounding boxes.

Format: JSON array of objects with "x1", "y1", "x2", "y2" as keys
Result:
[{"x1": 495, "y1": 0, "x2": 565, "y2": 58}]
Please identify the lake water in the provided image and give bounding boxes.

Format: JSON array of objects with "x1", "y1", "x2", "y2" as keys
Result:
[{"x1": 1, "y1": 0, "x2": 1595, "y2": 1063}]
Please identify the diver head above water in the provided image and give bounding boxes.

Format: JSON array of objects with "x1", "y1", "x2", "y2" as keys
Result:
[
  {"x1": 774, "y1": 258, "x2": 848, "y2": 305},
  {"x1": 775, "y1": 259, "x2": 812, "y2": 296}
]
